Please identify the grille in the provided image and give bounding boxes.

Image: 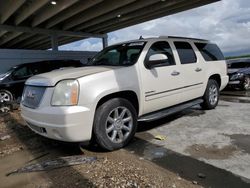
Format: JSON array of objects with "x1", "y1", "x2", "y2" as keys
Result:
[{"x1": 22, "y1": 86, "x2": 46, "y2": 109}]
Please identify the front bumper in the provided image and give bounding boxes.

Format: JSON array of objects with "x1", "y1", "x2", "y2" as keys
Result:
[
  {"x1": 21, "y1": 104, "x2": 94, "y2": 142},
  {"x1": 228, "y1": 80, "x2": 241, "y2": 85}
]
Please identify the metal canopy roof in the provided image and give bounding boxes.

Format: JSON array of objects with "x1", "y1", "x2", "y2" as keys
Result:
[{"x1": 0, "y1": 0, "x2": 219, "y2": 50}]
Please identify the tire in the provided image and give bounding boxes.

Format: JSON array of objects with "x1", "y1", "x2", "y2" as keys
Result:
[
  {"x1": 241, "y1": 76, "x2": 250, "y2": 91},
  {"x1": 93, "y1": 98, "x2": 137, "y2": 151},
  {"x1": 0, "y1": 90, "x2": 13, "y2": 113},
  {"x1": 201, "y1": 79, "x2": 219, "y2": 110},
  {"x1": 0, "y1": 90, "x2": 13, "y2": 103}
]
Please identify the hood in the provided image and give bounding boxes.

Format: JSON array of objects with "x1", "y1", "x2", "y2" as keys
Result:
[
  {"x1": 228, "y1": 67, "x2": 250, "y2": 75},
  {"x1": 26, "y1": 66, "x2": 119, "y2": 86}
]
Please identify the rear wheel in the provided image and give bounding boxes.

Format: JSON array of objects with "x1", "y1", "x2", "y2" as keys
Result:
[
  {"x1": 201, "y1": 79, "x2": 219, "y2": 110},
  {"x1": 241, "y1": 76, "x2": 250, "y2": 90},
  {"x1": 93, "y1": 98, "x2": 137, "y2": 151}
]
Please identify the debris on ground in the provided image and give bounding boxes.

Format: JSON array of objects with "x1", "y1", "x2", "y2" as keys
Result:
[
  {"x1": 0, "y1": 134, "x2": 11, "y2": 141},
  {"x1": 192, "y1": 181, "x2": 198, "y2": 185},
  {"x1": 6, "y1": 155, "x2": 97, "y2": 176},
  {"x1": 27, "y1": 152, "x2": 50, "y2": 163},
  {"x1": 154, "y1": 135, "x2": 167, "y2": 141},
  {"x1": 0, "y1": 146, "x2": 23, "y2": 156},
  {"x1": 197, "y1": 173, "x2": 206, "y2": 179}
]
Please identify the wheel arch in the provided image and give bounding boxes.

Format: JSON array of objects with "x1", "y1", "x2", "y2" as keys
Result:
[
  {"x1": 208, "y1": 74, "x2": 221, "y2": 88},
  {"x1": 95, "y1": 90, "x2": 139, "y2": 115}
]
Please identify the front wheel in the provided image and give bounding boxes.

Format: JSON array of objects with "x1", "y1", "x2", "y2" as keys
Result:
[
  {"x1": 201, "y1": 79, "x2": 219, "y2": 110},
  {"x1": 93, "y1": 98, "x2": 137, "y2": 151},
  {"x1": 241, "y1": 77, "x2": 250, "y2": 90}
]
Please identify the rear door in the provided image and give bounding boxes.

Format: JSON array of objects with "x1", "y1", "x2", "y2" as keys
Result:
[{"x1": 173, "y1": 41, "x2": 206, "y2": 101}]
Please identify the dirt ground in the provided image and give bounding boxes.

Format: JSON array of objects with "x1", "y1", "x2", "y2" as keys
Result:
[
  {"x1": 0, "y1": 89, "x2": 249, "y2": 188},
  {"x1": 0, "y1": 110, "x2": 199, "y2": 188}
]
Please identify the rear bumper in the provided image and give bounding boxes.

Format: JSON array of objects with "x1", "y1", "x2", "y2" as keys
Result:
[
  {"x1": 228, "y1": 80, "x2": 241, "y2": 85},
  {"x1": 20, "y1": 104, "x2": 94, "y2": 142}
]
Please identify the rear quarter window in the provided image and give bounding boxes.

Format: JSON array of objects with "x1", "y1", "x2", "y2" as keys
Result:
[{"x1": 195, "y1": 43, "x2": 224, "y2": 61}]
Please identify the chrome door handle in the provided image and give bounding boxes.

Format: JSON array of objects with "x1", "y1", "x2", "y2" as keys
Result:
[
  {"x1": 171, "y1": 71, "x2": 180, "y2": 76},
  {"x1": 195, "y1": 68, "x2": 202, "y2": 72}
]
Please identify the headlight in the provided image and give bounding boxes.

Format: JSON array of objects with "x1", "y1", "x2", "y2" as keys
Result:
[
  {"x1": 51, "y1": 80, "x2": 79, "y2": 106},
  {"x1": 230, "y1": 73, "x2": 244, "y2": 80}
]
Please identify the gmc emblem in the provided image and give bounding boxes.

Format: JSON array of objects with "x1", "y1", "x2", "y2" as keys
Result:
[{"x1": 27, "y1": 90, "x2": 36, "y2": 99}]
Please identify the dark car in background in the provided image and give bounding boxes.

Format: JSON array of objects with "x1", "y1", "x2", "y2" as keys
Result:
[
  {"x1": 0, "y1": 60, "x2": 83, "y2": 105},
  {"x1": 227, "y1": 58, "x2": 250, "y2": 90}
]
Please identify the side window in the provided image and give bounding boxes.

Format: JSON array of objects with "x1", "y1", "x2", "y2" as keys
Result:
[
  {"x1": 30, "y1": 63, "x2": 45, "y2": 75},
  {"x1": 174, "y1": 42, "x2": 197, "y2": 64},
  {"x1": 127, "y1": 49, "x2": 141, "y2": 64},
  {"x1": 146, "y1": 41, "x2": 175, "y2": 66},
  {"x1": 195, "y1": 43, "x2": 225, "y2": 61},
  {"x1": 99, "y1": 49, "x2": 120, "y2": 65},
  {"x1": 13, "y1": 66, "x2": 32, "y2": 78}
]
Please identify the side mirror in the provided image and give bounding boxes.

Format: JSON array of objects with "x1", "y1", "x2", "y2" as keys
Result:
[{"x1": 145, "y1": 54, "x2": 168, "y2": 69}]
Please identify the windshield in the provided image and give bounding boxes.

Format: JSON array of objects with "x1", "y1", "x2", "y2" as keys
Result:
[
  {"x1": 0, "y1": 66, "x2": 17, "y2": 76},
  {"x1": 88, "y1": 42, "x2": 146, "y2": 66},
  {"x1": 228, "y1": 62, "x2": 250, "y2": 69}
]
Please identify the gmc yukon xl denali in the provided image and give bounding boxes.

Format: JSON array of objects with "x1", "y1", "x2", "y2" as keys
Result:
[{"x1": 21, "y1": 36, "x2": 228, "y2": 150}]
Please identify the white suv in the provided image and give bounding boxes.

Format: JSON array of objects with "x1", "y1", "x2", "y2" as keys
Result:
[{"x1": 21, "y1": 36, "x2": 228, "y2": 150}]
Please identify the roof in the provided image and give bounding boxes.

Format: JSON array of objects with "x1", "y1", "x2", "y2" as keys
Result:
[
  {"x1": 109, "y1": 35, "x2": 209, "y2": 46},
  {"x1": 0, "y1": 0, "x2": 219, "y2": 50}
]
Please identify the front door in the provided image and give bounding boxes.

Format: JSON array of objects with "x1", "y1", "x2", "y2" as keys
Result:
[{"x1": 141, "y1": 41, "x2": 184, "y2": 114}]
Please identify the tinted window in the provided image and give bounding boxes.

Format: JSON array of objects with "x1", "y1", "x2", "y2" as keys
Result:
[
  {"x1": 195, "y1": 43, "x2": 224, "y2": 61},
  {"x1": 146, "y1": 41, "x2": 175, "y2": 66},
  {"x1": 174, "y1": 42, "x2": 197, "y2": 64},
  {"x1": 127, "y1": 49, "x2": 142, "y2": 64},
  {"x1": 13, "y1": 66, "x2": 32, "y2": 78},
  {"x1": 30, "y1": 63, "x2": 50, "y2": 75}
]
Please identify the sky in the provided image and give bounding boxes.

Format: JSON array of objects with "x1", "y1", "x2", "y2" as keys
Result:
[{"x1": 59, "y1": 0, "x2": 250, "y2": 57}]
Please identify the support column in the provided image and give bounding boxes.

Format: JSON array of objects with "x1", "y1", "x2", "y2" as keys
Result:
[
  {"x1": 51, "y1": 34, "x2": 58, "y2": 51},
  {"x1": 102, "y1": 34, "x2": 108, "y2": 49}
]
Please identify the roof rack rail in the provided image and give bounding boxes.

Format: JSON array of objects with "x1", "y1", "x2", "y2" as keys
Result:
[{"x1": 158, "y1": 36, "x2": 208, "y2": 41}]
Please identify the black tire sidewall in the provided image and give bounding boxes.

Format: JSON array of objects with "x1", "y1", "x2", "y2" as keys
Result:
[
  {"x1": 202, "y1": 79, "x2": 219, "y2": 110},
  {"x1": 93, "y1": 98, "x2": 137, "y2": 151}
]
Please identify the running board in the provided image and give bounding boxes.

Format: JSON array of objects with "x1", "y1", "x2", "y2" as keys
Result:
[{"x1": 138, "y1": 99, "x2": 203, "y2": 122}]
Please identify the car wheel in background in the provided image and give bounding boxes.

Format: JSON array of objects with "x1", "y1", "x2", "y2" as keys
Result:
[
  {"x1": 201, "y1": 79, "x2": 219, "y2": 110},
  {"x1": 93, "y1": 98, "x2": 137, "y2": 151},
  {"x1": 241, "y1": 77, "x2": 250, "y2": 90},
  {"x1": 0, "y1": 90, "x2": 13, "y2": 113}
]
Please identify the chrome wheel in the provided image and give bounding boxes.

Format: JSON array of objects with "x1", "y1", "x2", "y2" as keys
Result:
[
  {"x1": 209, "y1": 85, "x2": 218, "y2": 106},
  {"x1": 105, "y1": 106, "x2": 133, "y2": 144},
  {"x1": 0, "y1": 91, "x2": 11, "y2": 103}
]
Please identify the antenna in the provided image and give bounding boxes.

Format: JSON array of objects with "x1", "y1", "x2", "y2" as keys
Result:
[{"x1": 139, "y1": 36, "x2": 144, "y2": 40}]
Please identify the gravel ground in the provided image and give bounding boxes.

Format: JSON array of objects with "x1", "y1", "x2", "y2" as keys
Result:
[{"x1": 0, "y1": 110, "x2": 199, "y2": 188}]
